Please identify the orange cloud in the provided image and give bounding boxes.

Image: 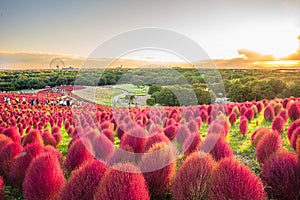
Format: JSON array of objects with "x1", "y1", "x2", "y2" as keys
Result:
[
  {"x1": 280, "y1": 35, "x2": 300, "y2": 60},
  {"x1": 237, "y1": 49, "x2": 275, "y2": 61}
]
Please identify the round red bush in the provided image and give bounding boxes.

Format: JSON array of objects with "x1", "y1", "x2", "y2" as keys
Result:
[
  {"x1": 261, "y1": 151, "x2": 300, "y2": 200},
  {"x1": 271, "y1": 116, "x2": 285, "y2": 134},
  {"x1": 175, "y1": 124, "x2": 191, "y2": 146},
  {"x1": 42, "y1": 130, "x2": 57, "y2": 146},
  {"x1": 0, "y1": 176, "x2": 5, "y2": 200},
  {"x1": 94, "y1": 163, "x2": 150, "y2": 200},
  {"x1": 183, "y1": 133, "x2": 202, "y2": 157},
  {"x1": 8, "y1": 143, "x2": 44, "y2": 188},
  {"x1": 296, "y1": 137, "x2": 300, "y2": 161},
  {"x1": 2, "y1": 127, "x2": 21, "y2": 143},
  {"x1": 140, "y1": 142, "x2": 177, "y2": 198},
  {"x1": 145, "y1": 132, "x2": 170, "y2": 151},
  {"x1": 244, "y1": 108, "x2": 254, "y2": 121},
  {"x1": 0, "y1": 134, "x2": 13, "y2": 151},
  {"x1": 291, "y1": 126, "x2": 300, "y2": 150},
  {"x1": 0, "y1": 176, "x2": 4, "y2": 200},
  {"x1": 172, "y1": 152, "x2": 217, "y2": 200},
  {"x1": 92, "y1": 134, "x2": 114, "y2": 161},
  {"x1": 22, "y1": 153, "x2": 66, "y2": 200},
  {"x1": 287, "y1": 119, "x2": 300, "y2": 141},
  {"x1": 256, "y1": 131, "x2": 282, "y2": 165},
  {"x1": 288, "y1": 102, "x2": 300, "y2": 121},
  {"x1": 120, "y1": 126, "x2": 147, "y2": 153},
  {"x1": 163, "y1": 125, "x2": 178, "y2": 140},
  {"x1": 228, "y1": 112, "x2": 237, "y2": 126},
  {"x1": 278, "y1": 109, "x2": 288, "y2": 122},
  {"x1": 200, "y1": 134, "x2": 233, "y2": 161},
  {"x1": 251, "y1": 127, "x2": 271, "y2": 147},
  {"x1": 207, "y1": 119, "x2": 230, "y2": 137},
  {"x1": 0, "y1": 142, "x2": 23, "y2": 178},
  {"x1": 199, "y1": 110, "x2": 208, "y2": 123},
  {"x1": 22, "y1": 129, "x2": 44, "y2": 147},
  {"x1": 264, "y1": 106, "x2": 275, "y2": 122},
  {"x1": 210, "y1": 158, "x2": 266, "y2": 200},
  {"x1": 59, "y1": 160, "x2": 107, "y2": 200},
  {"x1": 239, "y1": 117, "x2": 248, "y2": 136},
  {"x1": 64, "y1": 139, "x2": 95, "y2": 173}
]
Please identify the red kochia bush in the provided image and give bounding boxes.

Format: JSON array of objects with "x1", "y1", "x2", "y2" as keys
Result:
[
  {"x1": 120, "y1": 126, "x2": 147, "y2": 153},
  {"x1": 256, "y1": 131, "x2": 282, "y2": 165},
  {"x1": 172, "y1": 152, "x2": 217, "y2": 200},
  {"x1": 251, "y1": 127, "x2": 271, "y2": 147},
  {"x1": 199, "y1": 110, "x2": 208, "y2": 123},
  {"x1": 0, "y1": 176, "x2": 4, "y2": 200},
  {"x1": 228, "y1": 112, "x2": 237, "y2": 126},
  {"x1": 140, "y1": 142, "x2": 177, "y2": 198},
  {"x1": 287, "y1": 119, "x2": 300, "y2": 141},
  {"x1": 8, "y1": 143, "x2": 44, "y2": 188},
  {"x1": 163, "y1": 125, "x2": 178, "y2": 140},
  {"x1": 64, "y1": 139, "x2": 95, "y2": 173},
  {"x1": 207, "y1": 119, "x2": 230, "y2": 137},
  {"x1": 288, "y1": 102, "x2": 300, "y2": 121},
  {"x1": 0, "y1": 142, "x2": 23, "y2": 178},
  {"x1": 183, "y1": 133, "x2": 202, "y2": 157},
  {"x1": 209, "y1": 158, "x2": 266, "y2": 200},
  {"x1": 2, "y1": 127, "x2": 21, "y2": 143},
  {"x1": 22, "y1": 129, "x2": 44, "y2": 147},
  {"x1": 291, "y1": 127, "x2": 300, "y2": 150},
  {"x1": 264, "y1": 106, "x2": 275, "y2": 122},
  {"x1": 244, "y1": 108, "x2": 254, "y2": 121},
  {"x1": 0, "y1": 134, "x2": 13, "y2": 151},
  {"x1": 239, "y1": 117, "x2": 248, "y2": 136},
  {"x1": 296, "y1": 137, "x2": 300, "y2": 161},
  {"x1": 278, "y1": 110, "x2": 288, "y2": 122},
  {"x1": 59, "y1": 160, "x2": 107, "y2": 200},
  {"x1": 44, "y1": 145, "x2": 63, "y2": 164},
  {"x1": 23, "y1": 153, "x2": 66, "y2": 200},
  {"x1": 200, "y1": 134, "x2": 233, "y2": 161},
  {"x1": 271, "y1": 116, "x2": 285, "y2": 134},
  {"x1": 92, "y1": 134, "x2": 114, "y2": 161},
  {"x1": 145, "y1": 132, "x2": 170, "y2": 151},
  {"x1": 94, "y1": 163, "x2": 150, "y2": 200},
  {"x1": 261, "y1": 151, "x2": 300, "y2": 200},
  {"x1": 175, "y1": 124, "x2": 191, "y2": 146}
]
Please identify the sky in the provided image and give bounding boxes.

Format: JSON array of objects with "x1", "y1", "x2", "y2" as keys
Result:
[{"x1": 1, "y1": 0, "x2": 300, "y2": 68}]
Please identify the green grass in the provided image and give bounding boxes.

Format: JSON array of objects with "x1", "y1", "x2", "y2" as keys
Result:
[
  {"x1": 111, "y1": 84, "x2": 149, "y2": 96},
  {"x1": 56, "y1": 126, "x2": 71, "y2": 156}
]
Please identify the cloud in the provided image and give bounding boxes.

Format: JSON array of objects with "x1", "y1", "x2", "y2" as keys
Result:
[
  {"x1": 280, "y1": 35, "x2": 300, "y2": 60},
  {"x1": 237, "y1": 49, "x2": 275, "y2": 61}
]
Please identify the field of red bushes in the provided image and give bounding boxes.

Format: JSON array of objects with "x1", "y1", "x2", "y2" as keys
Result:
[{"x1": 0, "y1": 90, "x2": 300, "y2": 199}]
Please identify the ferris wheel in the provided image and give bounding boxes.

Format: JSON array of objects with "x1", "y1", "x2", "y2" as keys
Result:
[{"x1": 50, "y1": 58, "x2": 65, "y2": 70}]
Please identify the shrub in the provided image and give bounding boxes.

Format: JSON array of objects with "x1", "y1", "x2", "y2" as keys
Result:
[
  {"x1": 278, "y1": 110, "x2": 288, "y2": 122},
  {"x1": 0, "y1": 134, "x2": 13, "y2": 151},
  {"x1": 261, "y1": 151, "x2": 300, "y2": 200},
  {"x1": 0, "y1": 142, "x2": 23, "y2": 178},
  {"x1": 239, "y1": 117, "x2": 248, "y2": 136},
  {"x1": 291, "y1": 127, "x2": 300, "y2": 150},
  {"x1": 52, "y1": 132, "x2": 62, "y2": 146},
  {"x1": 256, "y1": 131, "x2": 282, "y2": 165},
  {"x1": 187, "y1": 120, "x2": 200, "y2": 134},
  {"x1": 207, "y1": 119, "x2": 230, "y2": 137},
  {"x1": 251, "y1": 104, "x2": 258, "y2": 116},
  {"x1": 199, "y1": 109, "x2": 208, "y2": 123},
  {"x1": 232, "y1": 106, "x2": 240, "y2": 116},
  {"x1": 271, "y1": 116, "x2": 285, "y2": 134},
  {"x1": 64, "y1": 139, "x2": 95, "y2": 173},
  {"x1": 140, "y1": 142, "x2": 177, "y2": 198},
  {"x1": 2, "y1": 127, "x2": 21, "y2": 143},
  {"x1": 102, "y1": 129, "x2": 114, "y2": 143},
  {"x1": 200, "y1": 134, "x2": 233, "y2": 161},
  {"x1": 8, "y1": 143, "x2": 44, "y2": 188},
  {"x1": 274, "y1": 103, "x2": 283, "y2": 116},
  {"x1": 23, "y1": 153, "x2": 66, "y2": 200},
  {"x1": 296, "y1": 137, "x2": 300, "y2": 161},
  {"x1": 22, "y1": 129, "x2": 44, "y2": 147},
  {"x1": 59, "y1": 160, "x2": 107, "y2": 200},
  {"x1": 145, "y1": 132, "x2": 170, "y2": 151},
  {"x1": 228, "y1": 112, "x2": 237, "y2": 126},
  {"x1": 183, "y1": 133, "x2": 202, "y2": 157},
  {"x1": 175, "y1": 124, "x2": 191, "y2": 146},
  {"x1": 163, "y1": 125, "x2": 178, "y2": 140},
  {"x1": 251, "y1": 127, "x2": 271, "y2": 147},
  {"x1": 108, "y1": 145, "x2": 136, "y2": 166},
  {"x1": 120, "y1": 126, "x2": 147, "y2": 153},
  {"x1": 264, "y1": 106, "x2": 275, "y2": 122},
  {"x1": 287, "y1": 119, "x2": 300, "y2": 141},
  {"x1": 44, "y1": 145, "x2": 63, "y2": 164},
  {"x1": 172, "y1": 152, "x2": 217, "y2": 200},
  {"x1": 0, "y1": 176, "x2": 3, "y2": 200},
  {"x1": 288, "y1": 102, "x2": 300, "y2": 121},
  {"x1": 116, "y1": 124, "x2": 126, "y2": 139},
  {"x1": 209, "y1": 158, "x2": 266, "y2": 200},
  {"x1": 94, "y1": 163, "x2": 150, "y2": 200},
  {"x1": 244, "y1": 108, "x2": 254, "y2": 121},
  {"x1": 42, "y1": 130, "x2": 57, "y2": 146},
  {"x1": 92, "y1": 134, "x2": 114, "y2": 161}
]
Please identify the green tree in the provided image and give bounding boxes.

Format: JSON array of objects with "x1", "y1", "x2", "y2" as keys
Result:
[
  {"x1": 146, "y1": 97, "x2": 156, "y2": 106},
  {"x1": 148, "y1": 84, "x2": 162, "y2": 95}
]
